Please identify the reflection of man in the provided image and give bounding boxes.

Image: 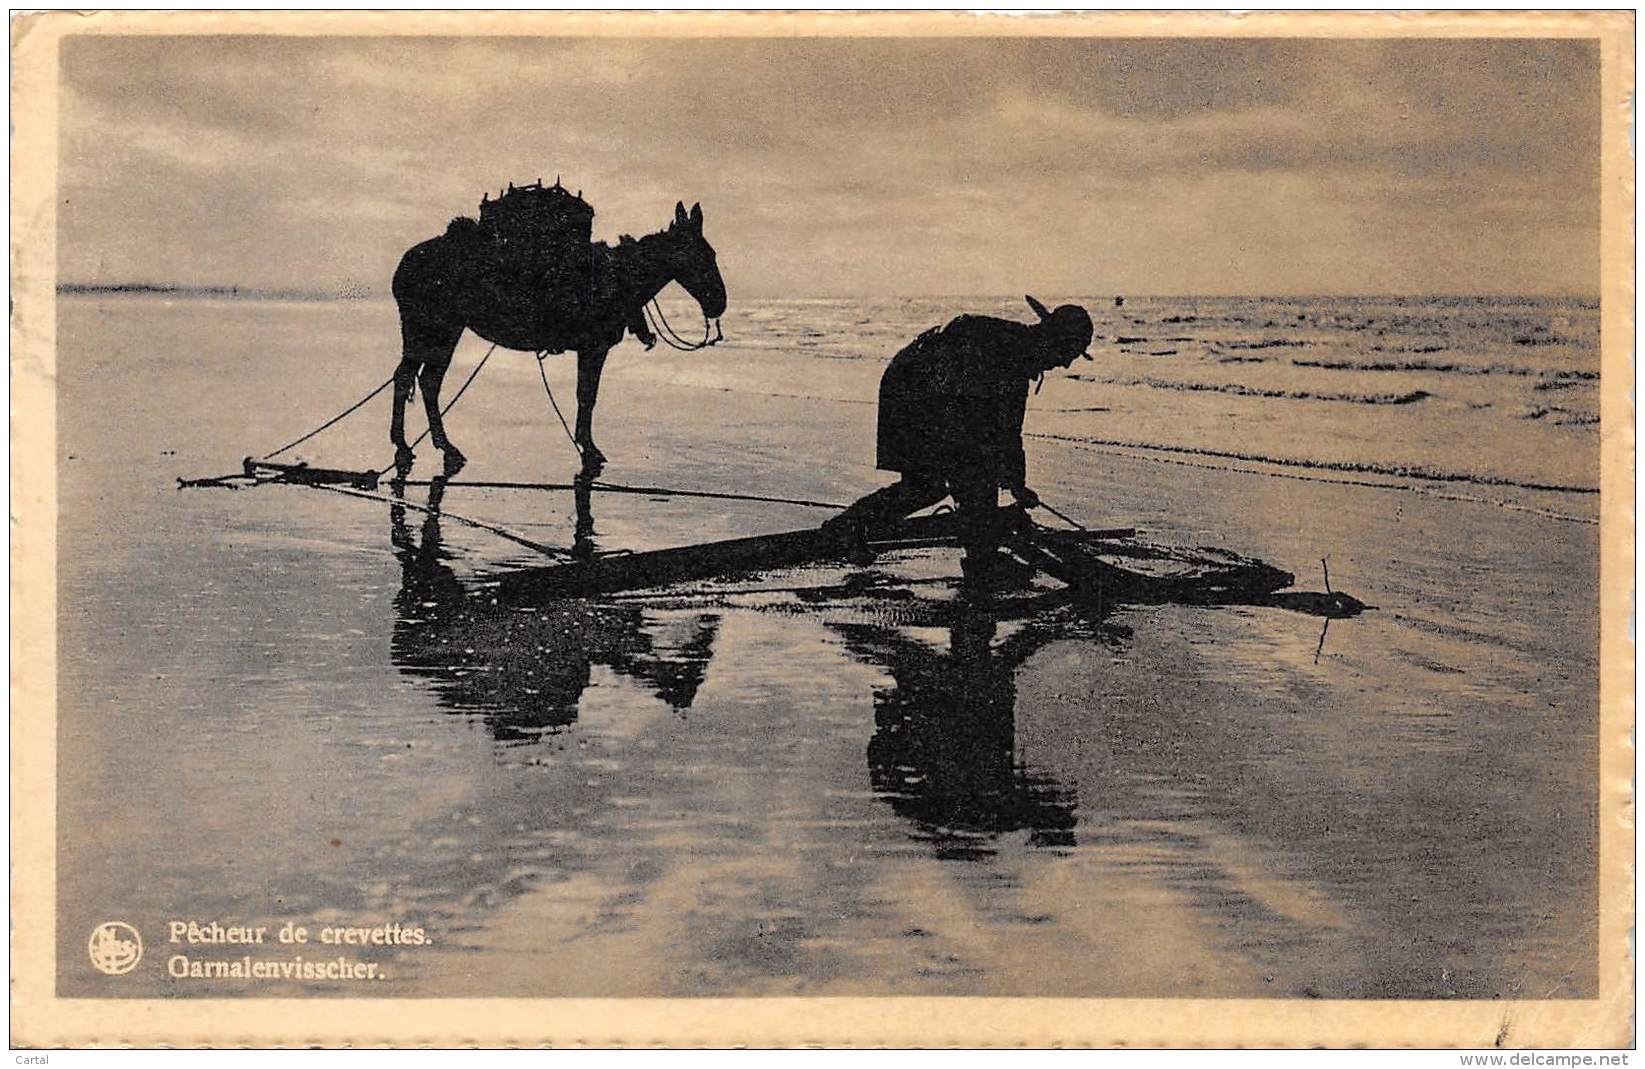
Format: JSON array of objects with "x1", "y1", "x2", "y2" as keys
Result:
[
  {"x1": 836, "y1": 609, "x2": 1080, "y2": 858},
  {"x1": 825, "y1": 296, "x2": 1093, "y2": 580}
]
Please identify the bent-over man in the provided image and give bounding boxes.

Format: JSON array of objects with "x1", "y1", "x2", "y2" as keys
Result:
[{"x1": 825, "y1": 295, "x2": 1094, "y2": 579}]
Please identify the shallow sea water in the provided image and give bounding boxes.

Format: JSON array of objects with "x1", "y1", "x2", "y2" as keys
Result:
[{"x1": 56, "y1": 294, "x2": 1599, "y2": 998}]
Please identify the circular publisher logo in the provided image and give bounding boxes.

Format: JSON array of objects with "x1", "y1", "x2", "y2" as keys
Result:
[{"x1": 88, "y1": 922, "x2": 143, "y2": 976}]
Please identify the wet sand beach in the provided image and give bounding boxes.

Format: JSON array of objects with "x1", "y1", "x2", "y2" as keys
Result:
[{"x1": 56, "y1": 294, "x2": 1598, "y2": 999}]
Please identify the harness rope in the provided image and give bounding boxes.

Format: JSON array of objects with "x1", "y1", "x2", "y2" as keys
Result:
[{"x1": 535, "y1": 352, "x2": 584, "y2": 458}]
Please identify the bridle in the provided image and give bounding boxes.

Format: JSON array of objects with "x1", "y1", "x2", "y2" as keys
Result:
[
  {"x1": 636, "y1": 226, "x2": 724, "y2": 351},
  {"x1": 643, "y1": 294, "x2": 722, "y2": 351}
]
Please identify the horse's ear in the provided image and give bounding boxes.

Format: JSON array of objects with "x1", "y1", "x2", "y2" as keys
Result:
[
  {"x1": 689, "y1": 202, "x2": 703, "y2": 228},
  {"x1": 1025, "y1": 294, "x2": 1053, "y2": 321},
  {"x1": 675, "y1": 201, "x2": 689, "y2": 227}
]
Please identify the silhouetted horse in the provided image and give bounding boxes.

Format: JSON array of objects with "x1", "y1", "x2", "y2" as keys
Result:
[{"x1": 390, "y1": 200, "x2": 727, "y2": 476}]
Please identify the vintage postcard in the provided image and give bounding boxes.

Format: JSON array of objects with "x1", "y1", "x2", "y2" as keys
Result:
[{"x1": 10, "y1": 9, "x2": 1634, "y2": 1048}]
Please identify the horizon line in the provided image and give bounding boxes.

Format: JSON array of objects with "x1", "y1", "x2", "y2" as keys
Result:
[{"x1": 56, "y1": 282, "x2": 1603, "y2": 303}]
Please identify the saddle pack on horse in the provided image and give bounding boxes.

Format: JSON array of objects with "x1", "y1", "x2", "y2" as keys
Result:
[{"x1": 449, "y1": 178, "x2": 595, "y2": 339}]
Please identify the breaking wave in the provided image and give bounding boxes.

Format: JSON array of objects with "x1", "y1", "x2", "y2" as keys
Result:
[
  {"x1": 1522, "y1": 406, "x2": 1600, "y2": 426},
  {"x1": 1077, "y1": 374, "x2": 1431, "y2": 406},
  {"x1": 1220, "y1": 338, "x2": 1310, "y2": 350},
  {"x1": 1029, "y1": 432, "x2": 1599, "y2": 495},
  {"x1": 1292, "y1": 357, "x2": 1598, "y2": 382}
]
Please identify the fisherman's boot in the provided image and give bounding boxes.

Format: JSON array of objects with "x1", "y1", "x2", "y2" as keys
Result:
[{"x1": 959, "y1": 508, "x2": 1034, "y2": 589}]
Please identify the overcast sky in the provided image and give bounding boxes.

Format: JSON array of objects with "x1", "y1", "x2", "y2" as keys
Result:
[{"x1": 58, "y1": 35, "x2": 1600, "y2": 297}]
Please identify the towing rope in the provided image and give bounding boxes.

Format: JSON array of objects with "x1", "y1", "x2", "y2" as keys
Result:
[
  {"x1": 263, "y1": 375, "x2": 395, "y2": 460},
  {"x1": 250, "y1": 343, "x2": 502, "y2": 474},
  {"x1": 373, "y1": 343, "x2": 498, "y2": 476}
]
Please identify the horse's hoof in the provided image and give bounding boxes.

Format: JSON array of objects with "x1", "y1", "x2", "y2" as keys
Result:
[
  {"x1": 442, "y1": 447, "x2": 467, "y2": 476},
  {"x1": 394, "y1": 447, "x2": 416, "y2": 476}
]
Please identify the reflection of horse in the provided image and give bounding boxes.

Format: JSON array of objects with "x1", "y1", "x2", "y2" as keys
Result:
[
  {"x1": 390, "y1": 201, "x2": 727, "y2": 476},
  {"x1": 388, "y1": 478, "x2": 720, "y2": 742},
  {"x1": 833, "y1": 606, "x2": 1115, "y2": 859}
]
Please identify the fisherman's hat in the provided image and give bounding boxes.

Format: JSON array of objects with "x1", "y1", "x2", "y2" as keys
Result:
[{"x1": 1025, "y1": 295, "x2": 1094, "y2": 360}]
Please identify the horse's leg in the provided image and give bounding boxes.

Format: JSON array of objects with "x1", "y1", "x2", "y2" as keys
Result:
[
  {"x1": 392, "y1": 306, "x2": 459, "y2": 475},
  {"x1": 419, "y1": 362, "x2": 467, "y2": 476},
  {"x1": 390, "y1": 354, "x2": 420, "y2": 475},
  {"x1": 406, "y1": 318, "x2": 468, "y2": 476},
  {"x1": 574, "y1": 346, "x2": 611, "y2": 471}
]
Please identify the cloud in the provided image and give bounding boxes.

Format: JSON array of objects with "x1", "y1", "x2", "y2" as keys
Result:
[{"x1": 57, "y1": 35, "x2": 1600, "y2": 296}]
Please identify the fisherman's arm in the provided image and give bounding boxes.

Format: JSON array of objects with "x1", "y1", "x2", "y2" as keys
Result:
[{"x1": 1000, "y1": 382, "x2": 1036, "y2": 507}]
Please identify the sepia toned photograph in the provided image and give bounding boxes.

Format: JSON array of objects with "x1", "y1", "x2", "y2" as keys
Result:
[{"x1": 10, "y1": 10, "x2": 1633, "y2": 1048}]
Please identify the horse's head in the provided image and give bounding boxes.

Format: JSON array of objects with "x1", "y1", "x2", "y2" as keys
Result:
[{"x1": 665, "y1": 201, "x2": 727, "y2": 319}]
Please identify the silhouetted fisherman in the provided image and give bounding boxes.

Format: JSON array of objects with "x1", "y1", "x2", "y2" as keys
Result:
[{"x1": 825, "y1": 296, "x2": 1094, "y2": 580}]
